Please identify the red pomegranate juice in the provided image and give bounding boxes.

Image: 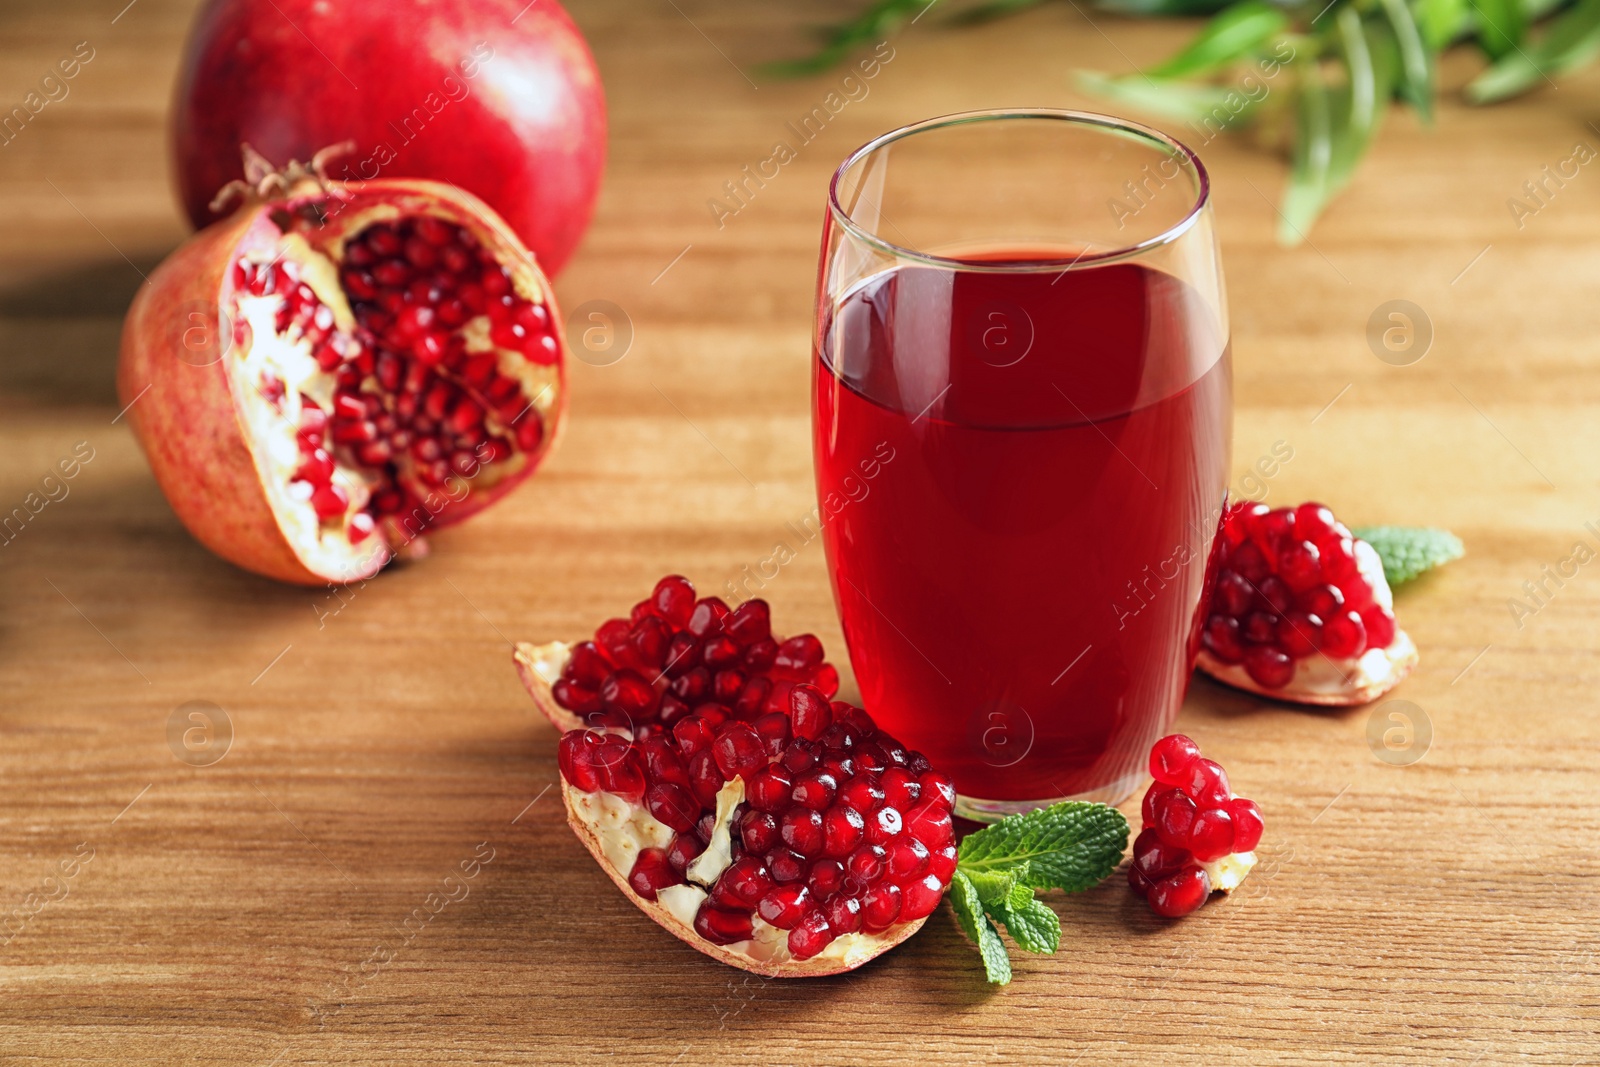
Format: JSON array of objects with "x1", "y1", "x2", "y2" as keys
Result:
[{"x1": 814, "y1": 253, "x2": 1231, "y2": 805}]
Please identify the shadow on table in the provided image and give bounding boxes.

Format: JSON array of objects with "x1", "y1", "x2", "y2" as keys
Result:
[{"x1": 0, "y1": 254, "x2": 168, "y2": 407}]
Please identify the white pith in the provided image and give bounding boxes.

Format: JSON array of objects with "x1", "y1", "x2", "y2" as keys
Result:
[
  {"x1": 226, "y1": 212, "x2": 562, "y2": 574},
  {"x1": 1201, "y1": 536, "x2": 1416, "y2": 702}
]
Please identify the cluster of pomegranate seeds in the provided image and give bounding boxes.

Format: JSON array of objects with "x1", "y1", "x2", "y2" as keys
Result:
[
  {"x1": 1203, "y1": 501, "x2": 1399, "y2": 689},
  {"x1": 233, "y1": 214, "x2": 558, "y2": 540},
  {"x1": 551, "y1": 575, "x2": 842, "y2": 731},
  {"x1": 1129, "y1": 734, "x2": 1263, "y2": 918},
  {"x1": 559, "y1": 680, "x2": 956, "y2": 962}
]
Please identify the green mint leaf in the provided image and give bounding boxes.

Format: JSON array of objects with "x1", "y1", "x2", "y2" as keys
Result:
[
  {"x1": 1352, "y1": 525, "x2": 1465, "y2": 586},
  {"x1": 987, "y1": 884, "x2": 1062, "y2": 955},
  {"x1": 962, "y1": 861, "x2": 1028, "y2": 906},
  {"x1": 950, "y1": 871, "x2": 1012, "y2": 985},
  {"x1": 957, "y1": 801, "x2": 1130, "y2": 894}
]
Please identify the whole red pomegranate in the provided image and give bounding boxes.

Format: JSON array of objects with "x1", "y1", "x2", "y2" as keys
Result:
[
  {"x1": 172, "y1": 0, "x2": 606, "y2": 276},
  {"x1": 119, "y1": 147, "x2": 568, "y2": 585}
]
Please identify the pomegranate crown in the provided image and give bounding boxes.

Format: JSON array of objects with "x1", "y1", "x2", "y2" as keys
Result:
[{"x1": 209, "y1": 142, "x2": 356, "y2": 215}]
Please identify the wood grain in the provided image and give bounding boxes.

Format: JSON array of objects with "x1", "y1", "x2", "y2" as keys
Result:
[{"x1": 2, "y1": 1, "x2": 1598, "y2": 1063}]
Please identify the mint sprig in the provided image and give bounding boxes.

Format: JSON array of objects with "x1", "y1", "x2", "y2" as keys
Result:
[
  {"x1": 1352, "y1": 525, "x2": 1465, "y2": 586},
  {"x1": 947, "y1": 801, "x2": 1129, "y2": 984}
]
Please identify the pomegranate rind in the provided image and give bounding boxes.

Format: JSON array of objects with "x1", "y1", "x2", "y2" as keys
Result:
[
  {"x1": 118, "y1": 177, "x2": 568, "y2": 586},
  {"x1": 558, "y1": 779, "x2": 927, "y2": 978}
]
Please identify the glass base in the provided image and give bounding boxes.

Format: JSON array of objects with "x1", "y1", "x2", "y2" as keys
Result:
[{"x1": 954, "y1": 768, "x2": 1144, "y2": 823}]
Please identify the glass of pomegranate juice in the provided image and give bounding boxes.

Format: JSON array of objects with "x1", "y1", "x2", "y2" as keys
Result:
[{"x1": 813, "y1": 111, "x2": 1232, "y2": 820}]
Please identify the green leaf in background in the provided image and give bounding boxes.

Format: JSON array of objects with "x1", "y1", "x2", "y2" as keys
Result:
[
  {"x1": 1352, "y1": 526, "x2": 1466, "y2": 585},
  {"x1": 1145, "y1": 0, "x2": 1290, "y2": 78},
  {"x1": 757, "y1": 0, "x2": 923, "y2": 77},
  {"x1": 950, "y1": 871, "x2": 1013, "y2": 985},
  {"x1": 1473, "y1": 0, "x2": 1530, "y2": 58},
  {"x1": 1467, "y1": 0, "x2": 1600, "y2": 100},
  {"x1": 1380, "y1": 0, "x2": 1437, "y2": 118},
  {"x1": 1075, "y1": 70, "x2": 1247, "y2": 126},
  {"x1": 1096, "y1": 0, "x2": 1237, "y2": 14},
  {"x1": 1415, "y1": 0, "x2": 1471, "y2": 50},
  {"x1": 957, "y1": 801, "x2": 1129, "y2": 893},
  {"x1": 988, "y1": 883, "x2": 1063, "y2": 954},
  {"x1": 1280, "y1": 53, "x2": 1334, "y2": 243}
]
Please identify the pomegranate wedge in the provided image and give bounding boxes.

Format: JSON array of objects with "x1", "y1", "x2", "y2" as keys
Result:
[
  {"x1": 515, "y1": 576, "x2": 955, "y2": 976},
  {"x1": 1197, "y1": 502, "x2": 1418, "y2": 705}
]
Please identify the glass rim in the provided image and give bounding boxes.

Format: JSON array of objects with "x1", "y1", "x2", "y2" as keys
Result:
[{"x1": 827, "y1": 108, "x2": 1211, "y2": 273}]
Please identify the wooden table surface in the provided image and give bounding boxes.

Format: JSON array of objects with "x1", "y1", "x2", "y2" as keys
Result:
[{"x1": 3, "y1": 0, "x2": 1598, "y2": 1063}]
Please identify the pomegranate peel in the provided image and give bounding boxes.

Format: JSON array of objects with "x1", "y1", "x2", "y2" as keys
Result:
[
  {"x1": 120, "y1": 147, "x2": 566, "y2": 585},
  {"x1": 1197, "y1": 502, "x2": 1417, "y2": 706}
]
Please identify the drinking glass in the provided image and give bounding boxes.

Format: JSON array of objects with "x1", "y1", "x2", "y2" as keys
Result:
[{"x1": 812, "y1": 110, "x2": 1231, "y2": 820}]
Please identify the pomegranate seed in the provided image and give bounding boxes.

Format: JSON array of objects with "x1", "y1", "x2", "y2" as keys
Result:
[
  {"x1": 824, "y1": 894, "x2": 863, "y2": 935},
  {"x1": 928, "y1": 844, "x2": 959, "y2": 881},
  {"x1": 904, "y1": 800, "x2": 953, "y2": 849},
  {"x1": 899, "y1": 873, "x2": 945, "y2": 921},
  {"x1": 1361, "y1": 605, "x2": 1396, "y2": 648},
  {"x1": 1154, "y1": 790, "x2": 1197, "y2": 847},
  {"x1": 1227, "y1": 798, "x2": 1265, "y2": 852},
  {"x1": 645, "y1": 783, "x2": 698, "y2": 832},
  {"x1": 807, "y1": 858, "x2": 846, "y2": 900},
  {"x1": 347, "y1": 512, "x2": 376, "y2": 544},
  {"x1": 627, "y1": 848, "x2": 680, "y2": 902},
  {"x1": 775, "y1": 634, "x2": 824, "y2": 671},
  {"x1": 1132, "y1": 826, "x2": 1190, "y2": 880},
  {"x1": 790, "y1": 684, "x2": 831, "y2": 741},
  {"x1": 719, "y1": 856, "x2": 772, "y2": 909},
  {"x1": 740, "y1": 810, "x2": 780, "y2": 854},
  {"x1": 666, "y1": 833, "x2": 703, "y2": 873},
  {"x1": 725, "y1": 600, "x2": 771, "y2": 645},
  {"x1": 1243, "y1": 645, "x2": 1295, "y2": 689},
  {"x1": 751, "y1": 710, "x2": 790, "y2": 754},
  {"x1": 766, "y1": 850, "x2": 805, "y2": 885},
  {"x1": 711, "y1": 722, "x2": 765, "y2": 778},
  {"x1": 880, "y1": 767, "x2": 920, "y2": 812},
  {"x1": 1187, "y1": 808, "x2": 1235, "y2": 862},
  {"x1": 787, "y1": 909, "x2": 834, "y2": 960},
  {"x1": 865, "y1": 806, "x2": 903, "y2": 846},
  {"x1": 310, "y1": 483, "x2": 348, "y2": 520},
  {"x1": 821, "y1": 805, "x2": 865, "y2": 858},
  {"x1": 791, "y1": 771, "x2": 837, "y2": 811},
  {"x1": 1148, "y1": 866, "x2": 1211, "y2": 918},
  {"x1": 1202, "y1": 616, "x2": 1245, "y2": 664},
  {"x1": 294, "y1": 449, "x2": 335, "y2": 485},
  {"x1": 1149, "y1": 734, "x2": 1199, "y2": 785},
  {"x1": 694, "y1": 905, "x2": 753, "y2": 945},
  {"x1": 1322, "y1": 610, "x2": 1368, "y2": 659},
  {"x1": 1294, "y1": 502, "x2": 1338, "y2": 540},
  {"x1": 887, "y1": 836, "x2": 929, "y2": 879},
  {"x1": 780, "y1": 809, "x2": 825, "y2": 857},
  {"x1": 846, "y1": 843, "x2": 886, "y2": 883},
  {"x1": 757, "y1": 884, "x2": 811, "y2": 930},
  {"x1": 1279, "y1": 612, "x2": 1322, "y2": 658},
  {"x1": 861, "y1": 882, "x2": 902, "y2": 932},
  {"x1": 1186, "y1": 758, "x2": 1231, "y2": 808},
  {"x1": 687, "y1": 750, "x2": 723, "y2": 807}
]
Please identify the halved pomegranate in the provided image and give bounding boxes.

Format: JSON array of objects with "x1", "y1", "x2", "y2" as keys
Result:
[
  {"x1": 118, "y1": 147, "x2": 565, "y2": 585},
  {"x1": 516, "y1": 576, "x2": 955, "y2": 976},
  {"x1": 1197, "y1": 502, "x2": 1417, "y2": 705}
]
